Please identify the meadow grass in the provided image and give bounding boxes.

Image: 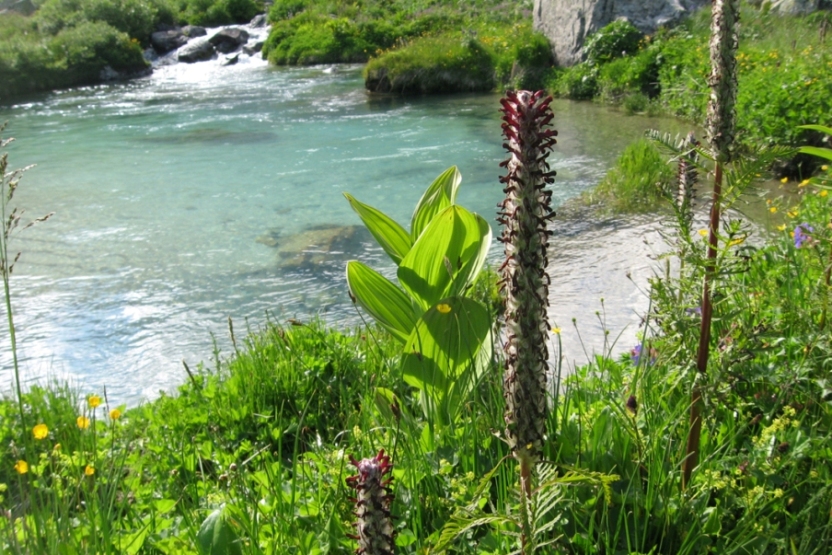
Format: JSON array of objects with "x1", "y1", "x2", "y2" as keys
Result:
[{"x1": 2, "y1": 164, "x2": 832, "y2": 552}]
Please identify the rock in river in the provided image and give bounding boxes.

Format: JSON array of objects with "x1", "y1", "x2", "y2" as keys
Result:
[
  {"x1": 257, "y1": 225, "x2": 370, "y2": 270},
  {"x1": 178, "y1": 37, "x2": 216, "y2": 63},
  {"x1": 151, "y1": 29, "x2": 188, "y2": 54},
  {"x1": 209, "y1": 28, "x2": 250, "y2": 54}
]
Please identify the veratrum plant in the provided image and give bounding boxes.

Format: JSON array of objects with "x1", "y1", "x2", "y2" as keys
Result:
[
  {"x1": 498, "y1": 90, "x2": 557, "y2": 498},
  {"x1": 344, "y1": 168, "x2": 493, "y2": 427},
  {"x1": 346, "y1": 450, "x2": 395, "y2": 555}
]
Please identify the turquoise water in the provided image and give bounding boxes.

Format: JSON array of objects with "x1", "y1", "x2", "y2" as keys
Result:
[{"x1": 0, "y1": 53, "x2": 689, "y2": 403}]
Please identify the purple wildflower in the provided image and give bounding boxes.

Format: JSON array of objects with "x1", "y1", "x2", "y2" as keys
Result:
[
  {"x1": 794, "y1": 223, "x2": 814, "y2": 248},
  {"x1": 631, "y1": 344, "x2": 643, "y2": 365}
]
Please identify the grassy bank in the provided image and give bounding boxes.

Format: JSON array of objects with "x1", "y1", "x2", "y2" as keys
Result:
[
  {"x1": 2, "y1": 155, "x2": 832, "y2": 552},
  {"x1": 0, "y1": 0, "x2": 261, "y2": 100},
  {"x1": 262, "y1": 0, "x2": 553, "y2": 93},
  {"x1": 549, "y1": 7, "x2": 832, "y2": 174}
]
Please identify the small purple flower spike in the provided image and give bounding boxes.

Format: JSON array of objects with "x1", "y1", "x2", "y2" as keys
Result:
[
  {"x1": 346, "y1": 450, "x2": 395, "y2": 555},
  {"x1": 794, "y1": 223, "x2": 814, "y2": 248}
]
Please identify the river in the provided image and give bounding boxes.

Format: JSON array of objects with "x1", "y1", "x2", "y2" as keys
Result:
[{"x1": 0, "y1": 40, "x2": 692, "y2": 404}]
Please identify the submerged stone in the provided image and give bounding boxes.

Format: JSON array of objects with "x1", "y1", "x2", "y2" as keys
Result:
[{"x1": 258, "y1": 225, "x2": 370, "y2": 270}]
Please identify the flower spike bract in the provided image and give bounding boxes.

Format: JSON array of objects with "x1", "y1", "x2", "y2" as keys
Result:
[
  {"x1": 346, "y1": 450, "x2": 395, "y2": 555},
  {"x1": 498, "y1": 90, "x2": 557, "y2": 467}
]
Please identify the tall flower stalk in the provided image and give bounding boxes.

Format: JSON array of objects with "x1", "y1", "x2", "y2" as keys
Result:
[
  {"x1": 498, "y1": 90, "x2": 557, "y2": 505},
  {"x1": 346, "y1": 450, "x2": 395, "y2": 555},
  {"x1": 682, "y1": 0, "x2": 739, "y2": 489}
]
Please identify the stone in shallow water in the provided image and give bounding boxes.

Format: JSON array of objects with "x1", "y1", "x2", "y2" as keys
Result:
[
  {"x1": 258, "y1": 225, "x2": 370, "y2": 270},
  {"x1": 210, "y1": 28, "x2": 250, "y2": 54},
  {"x1": 151, "y1": 30, "x2": 188, "y2": 54},
  {"x1": 178, "y1": 37, "x2": 215, "y2": 63}
]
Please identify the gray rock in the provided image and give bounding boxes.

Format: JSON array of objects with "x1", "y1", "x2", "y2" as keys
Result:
[
  {"x1": 209, "y1": 28, "x2": 250, "y2": 54},
  {"x1": 767, "y1": 0, "x2": 820, "y2": 14},
  {"x1": 182, "y1": 25, "x2": 207, "y2": 37},
  {"x1": 250, "y1": 13, "x2": 268, "y2": 27},
  {"x1": 222, "y1": 53, "x2": 240, "y2": 66},
  {"x1": 0, "y1": 0, "x2": 35, "y2": 15},
  {"x1": 533, "y1": 0, "x2": 709, "y2": 67},
  {"x1": 242, "y1": 41, "x2": 265, "y2": 55},
  {"x1": 178, "y1": 37, "x2": 216, "y2": 63},
  {"x1": 151, "y1": 29, "x2": 188, "y2": 54}
]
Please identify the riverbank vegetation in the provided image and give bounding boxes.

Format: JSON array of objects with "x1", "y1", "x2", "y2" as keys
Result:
[
  {"x1": 4, "y1": 107, "x2": 832, "y2": 553},
  {"x1": 0, "y1": 0, "x2": 261, "y2": 99},
  {"x1": 550, "y1": 6, "x2": 832, "y2": 174},
  {"x1": 262, "y1": 0, "x2": 553, "y2": 92}
]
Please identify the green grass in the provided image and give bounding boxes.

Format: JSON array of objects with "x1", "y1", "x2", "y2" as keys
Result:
[
  {"x1": 584, "y1": 138, "x2": 675, "y2": 213},
  {"x1": 3, "y1": 164, "x2": 832, "y2": 552}
]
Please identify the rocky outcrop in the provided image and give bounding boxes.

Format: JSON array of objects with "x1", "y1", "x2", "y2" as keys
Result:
[
  {"x1": 767, "y1": 0, "x2": 821, "y2": 14},
  {"x1": 182, "y1": 25, "x2": 207, "y2": 37},
  {"x1": 533, "y1": 0, "x2": 710, "y2": 67},
  {"x1": 0, "y1": 0, "x2": 34, "y2": 15}
]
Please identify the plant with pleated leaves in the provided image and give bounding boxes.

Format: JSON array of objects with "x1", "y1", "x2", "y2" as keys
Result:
[{"x1": 344, "y1": 167, "x2": 493, "y2": 428}]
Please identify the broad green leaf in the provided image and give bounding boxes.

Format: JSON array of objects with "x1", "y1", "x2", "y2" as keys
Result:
[
  {"x1": 798, "y1": 146, "x2": 832, "y2": 162},
  {"x1": 401, "y1": 297, "x2": 491, "y2": 420},
  {"x1": 344, "y1": 193, "x2": 412, "y2": 264},
  {"x1": 196, "y1": 506, "x2": 242, "y2": 555},
  {"x1": 798, "y1": 124, "x2": 832, "y2": 135},
  {"x1": 410, "y1": 166, "x2": 462, "y2": 242},
  {"x1": 346, "y1": 261, "x2": 417, "y2": 343},
  {"x1": 448, "y1": 214, "x2": 491, "y2": 299},
  {"x1": 398, "y1": 205, "x2": 486, "y2": 310}
]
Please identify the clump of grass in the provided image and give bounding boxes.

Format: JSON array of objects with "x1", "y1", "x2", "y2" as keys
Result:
[
  {"x1": 586, "y1": 138, "x2": 675, "y2": 213},
  {"x1": 364, "y1": 35, "x2": 496, "y2": 94}
]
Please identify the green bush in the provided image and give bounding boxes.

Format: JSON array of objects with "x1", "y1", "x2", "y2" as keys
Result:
[
  {"x1": 584, "y1": 19, "x2": 644, "y2": 66},
  {"x1": 265, "y1": 15, "x2": 371, "y2": 65},
  {"x1": 551, "y1": 62, "x2": 598, "y2": 100},
  {"x1": 35, "y1": 0, "x2": 162, "y2": 43},
  {"x1": 364, "y1": 35, "x2": 496, "y2": 94},
  {"x1": 587, "y1": 138, "x2": 674, "y2": 212},
  {"x1": 493, "y1": 27, "x2": 553, "y2": 90}
]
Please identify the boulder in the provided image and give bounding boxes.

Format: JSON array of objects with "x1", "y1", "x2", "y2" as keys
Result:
[
  {"x1": 151, "y1": 29, "x2": 188, "y2": 54},
  {"x1": 182, "y1": 25, "x2": 207, "y2": 37},
  {"x1": 178, "y1": 37, "x2": 216, "y2": 63},
  {"x1": 209, "y1": 28, "x2": 250, "y2": 54},
  {"x1": 242, "y1": 41, "x2": 265, "y2": 55},
  {"x1": 250, "y1": 13, "x2": 268, "y2": 27},
  {"x1": 0, "y1": 0, "x2": 35, "y2": 15},
  {"x1": 767, "y1": 0, "x2": 820, "y2": 14},
  {"x1": 533, "y1": 0, "x2": 709, "y2": 67},
  {"x1": 221, "y1": 53, "x2": 240, "y2": 66}
]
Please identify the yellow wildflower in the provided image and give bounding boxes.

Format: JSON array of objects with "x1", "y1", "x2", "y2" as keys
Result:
[
  {"x1": 14, "y1": 460, "x2": 28, "y2": 474},
  {"x1": 799, "y1": 179, "x2": 810, "y2": 187},
  {"x1": 820, "y1": 190, "x2": 828, "y2": 197},
  {"x1": 728, "y1": 237, "x2": 745, "y2": 247},
  {"x1": 551, "y1": 327, "x2": 561, "y2": 334},
  {"x1": 769, "y1": 207, "x2": 778, "y2": 213},
  {"x1": 822, "y1": 165, "x2": 828, "y2": 171},
  {"x1": 777, "y1": 224, "x2": 786, "y2": 231},
  {"x1": 76, "y1": 416, "x2": 90, "y2": 430},
  {"x1": 698, "y1": 229, "x2": 708, "y2": 237},
  {"x1": 780, "y1": 177, "x2": 788, "y2": 184},
  {"x1": 84, "y1": 465, "x2": 95, "y2": 477},
  {"x1": 87, "y1": 395, "x2": 102, "y2": 408},
  {"x1": 787, "y1": 210, "x2": 799, "y2": 218},
  {"x1": 436, "y1": 303, "x2": 452, "y2": 314},
  {"x1": 109, "y1": 408, "x2": 122, "y2": 420},
  {"x1": 32, "y1": 423, "x2": 48, "y2": 440}
]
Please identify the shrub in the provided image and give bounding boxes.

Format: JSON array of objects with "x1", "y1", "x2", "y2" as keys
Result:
[
  {"x1": 551, "y1": 62, "x2": 598, "y2": 99},
  {"x1": 493, "y1": 27, "x2": 553, "y2": 90},
  {"x1": 587, "y1": 138, "x2": 675, "y2": 212},
  {"x1": 364, "y1": 35, "x2": 496, "y2": 94},
  {"x1": 35, "y1": 0, "x2": 161, "y2": 43},
  {"x1": 266, "y1": 16, "x2": 371, "y2": 65},
  {"x1": 584, "y1": 19, "x2": 644, "y2": 66}
]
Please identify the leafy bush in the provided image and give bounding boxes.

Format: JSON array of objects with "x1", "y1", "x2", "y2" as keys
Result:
[
  {"x1": 550, "y1": 62, "x2": 598, "y2": 99},
  {"x1": 493, "y1": 26, "x2": 553, "y2": 90},
  {"x1": 35, "y1": 0, "x2": 163, "y2": 43},
  {"x1": 584, "y1": 19, "x2": 644, "y2": 66},
  {"x1": 587, "y1": 138, "x2": 674, "y2": 212},
  {"x1": 364, "y1": 35, "x2": 496, "y2": 94}
]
